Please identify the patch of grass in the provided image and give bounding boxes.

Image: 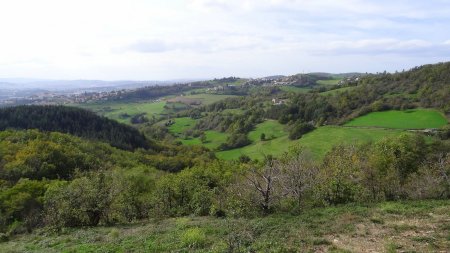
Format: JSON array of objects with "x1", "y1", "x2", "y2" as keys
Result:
[
  {"x1": 248, "y1": 120, "x2": 287, "y2": 142},
  {"x1": 412, "y1": 236, "x2": 436, "y2": 243},
  {"x1": 294, "y1": 126, "x2": 404, "y2": 160},
  {"x1": 180, "y1": 227, "x2": 207, "y2": 248},
  {"x1": 217, "y1": 125, "x2": 405, "y2": 160},
  {"x1": 180, "y1": 130, "x2": 229, "y2": 150},
  {"x1": 385, "y1": 242, "x2": 401, "y2": 253},
  {"x1": 280, "y1": 86, "x2": 312, "y2": 93},
  {"x1": 1, "y1": 200, "x2": 449, "y2": 252},
  {"x1": 183, "y1": 94, "x2": 239, "y2": 105},
  {"x1": 75, "y1": 101, "x2": 166, "y2": 124},
  {"x1": 168, "y1": 117, "x2": 198, "y2": 135},
  {"x1": 216, "y1": 121, "x2": 289, "y2": 160},
  {"x1": 312, "y1": 238, "x2": 332, "y2": 245},
  {"x1": 344, "y1": 109, "x2": 448, "y2": 129}
]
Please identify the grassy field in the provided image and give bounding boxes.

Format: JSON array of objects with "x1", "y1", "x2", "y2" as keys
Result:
[
  {"x1": 181, "y1": 130, "x2": 229, "y2": 150},
  {"x1": 76, "y1": 101, "x2": 167, "y2": 124},
  {"x1": 217, "y1": 124, "x2": 404, "y2": 160},
  {"x1": 295, "y1": 126, "x2": 404, "y2": 159},
  {"x1": 183, "y1": 94, "x2": 238, "y2": 105},
  {"x1": 248, "y1": 120, "x2": 286, "y2": 141},
  {"x1": 168, "y1": 117, "x2": 198, "y2": 136},
  {"x1": 75, "y1": 94, "x2": 238, "y2": 124},
  {"x1": 217, "y1": 121, "x2": 288, "y2": 160},
  {"x1": 2, "y1": 200, "x2": 449, "y2": 252},
  {"x1": 167, "y1": 117, "x2": 229, "y2": 150},
  {"x1": 280, "y1": 86, "x2": 312, "y2": 93},
  {"x1": 345, "y1": 109, "x2": 448, "y2": 129}
]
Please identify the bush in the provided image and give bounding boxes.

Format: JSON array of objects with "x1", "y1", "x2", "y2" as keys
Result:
[
  {"x1": 218, "y1": 133, "x2": 251, "y2": 151},
  {"x1": 288, "y1": 122, "x2": 315, "y2": 140},
  {"x1": 181, "y1": 228, "x2": 207, "y2": 248}
]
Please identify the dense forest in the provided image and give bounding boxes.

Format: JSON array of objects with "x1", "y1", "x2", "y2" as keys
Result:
[{"x1": 0, "y1": 105, "x2": 151, "y2": 151}]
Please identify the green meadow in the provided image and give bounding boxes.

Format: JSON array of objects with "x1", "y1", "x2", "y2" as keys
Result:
[
  {"x1": 181, "y1": 130, "x2": 229, "y2": 150},
  {"x1": 168, "y1": 117, "x2": 230, "y2": 150},
  {"x1": 294, "y1": 126, "x2": 404, "y2": 159},
  {"x1": 345, "y1": 109, "x2": 448, "y2": 129},
  {"x1": 76, "y1": 101, "x2": 167, "y2": 124},
  {"x1": 183, "y1": 94, "x2": 239, "y2": 105},
  {"x1": 279, "y1": 86, "x2": 312, "y2": 93},
  {"x1": 217, "y1": 124, "x2": 404, "y2": 161},
  {"x1": 168, "y1": 117, "x2": 198, "y2": 135}
]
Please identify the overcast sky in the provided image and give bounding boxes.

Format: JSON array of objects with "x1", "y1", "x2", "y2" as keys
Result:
[{"x1": 0, "y1": 0, "x2": 450, "y2": 80}]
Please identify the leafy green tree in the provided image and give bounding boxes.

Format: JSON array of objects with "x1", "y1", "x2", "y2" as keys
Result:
[
  {"x1": 319, "y1": 145, "x2": 364, "y2": 205},
  {"x1": 260, "y1": 133, "x2": 266, "y2": 141}
]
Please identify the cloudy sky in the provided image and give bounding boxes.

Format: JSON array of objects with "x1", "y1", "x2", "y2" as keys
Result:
[{"x1": 0, "y1": 0, "x2": 450, "y2": 80}]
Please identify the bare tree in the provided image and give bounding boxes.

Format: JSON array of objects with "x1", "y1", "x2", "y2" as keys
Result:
[
  {"x1": 279, "y1": 150, "x2": 319, "y2": 208},
  {"x1": 243, "y1": 160, "x2": 281, "y2": 215},
  {"x1": 435, "y1": 152, "x2": 450, "y2": 198}
]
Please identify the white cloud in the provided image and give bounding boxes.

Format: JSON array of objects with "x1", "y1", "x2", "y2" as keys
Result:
[
  {"x1": 0, "y1": 0, "x2": 449, "y2": 80},
  {"x1": 315, "y1": 39, "x2": 450, "y2": 56}
]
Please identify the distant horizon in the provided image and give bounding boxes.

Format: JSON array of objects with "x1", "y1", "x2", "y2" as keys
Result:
[{"x1": 0, "y1": 60, "x2": 446, "y2": 83}]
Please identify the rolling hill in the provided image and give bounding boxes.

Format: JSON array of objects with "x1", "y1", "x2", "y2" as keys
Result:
[{"x1": 0, "y1": 105, "x2": 152, "y2": 150}]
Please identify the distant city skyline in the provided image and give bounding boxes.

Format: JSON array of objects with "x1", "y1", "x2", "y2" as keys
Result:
[{"x1": 1, "y1": 0, "x2": 450, "y2": 81}]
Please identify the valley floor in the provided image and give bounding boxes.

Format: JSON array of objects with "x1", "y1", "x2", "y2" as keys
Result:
[{"x1": 1, "y1": 200, "x2": 449, "y2": 252}]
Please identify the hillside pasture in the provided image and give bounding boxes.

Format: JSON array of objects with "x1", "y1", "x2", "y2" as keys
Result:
[
  {"x1": 77, "y1": 101, "x2": 166, "y2": 124},
  {"x1": 344, "y1": 109, "x2": 448, "y2": 129},
  {"x1": 168, "y1": 94, "x2": 239, "y2": 106},
  {"x1": 181, "y1": 130, "x2": 229, "y2": 150},
  {"x1": 216, "y1": 120, "x2": 290, "y2": 160},
  {"x1": 168, "y1": 117, "x2": 198, "y2": 136},
  {"x1": 294, "y1": 126, "x2": 404, "y2": 159},
  {"x1": 280, "y1": 86, "x2": 312, "y2": 93},
  {"x1": 217, "y1": 125, "x2": 405, "y2": 161}
]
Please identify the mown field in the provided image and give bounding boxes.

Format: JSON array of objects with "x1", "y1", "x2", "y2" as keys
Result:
[
  {"x1": 2, "y1": 200, "x2": 449, "y2": 252},
  {"x1": 216, "y1": 124, "x2": 404, "y2": 160},
  {"x1": 344, "y1": 109, "x2": 448, "y2": 129}
]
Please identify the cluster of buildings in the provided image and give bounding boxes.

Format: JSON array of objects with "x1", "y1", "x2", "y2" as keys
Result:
[{"x1": 0, "y1": 89, "x2": 126, "y2": 106}]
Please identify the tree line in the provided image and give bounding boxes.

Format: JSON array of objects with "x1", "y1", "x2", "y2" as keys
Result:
[{"x1": 0, "y1": 105, "x2": 151, "y2": 151}]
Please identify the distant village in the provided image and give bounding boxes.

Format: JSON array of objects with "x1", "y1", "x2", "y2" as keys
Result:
[
  {"x1": 0, "y1": 74, "x2": 362, "y2": 107},
  {"x1": 0, "y1": 89, "x2": 127, "y2": 106}
]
